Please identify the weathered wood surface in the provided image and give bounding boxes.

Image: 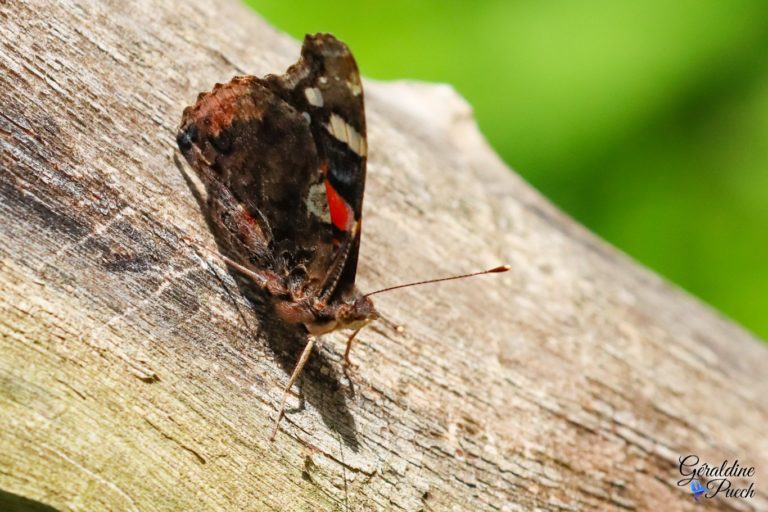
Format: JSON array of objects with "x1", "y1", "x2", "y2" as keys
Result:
[{"x1": 1, "y1": 1, "x2": 767, "y2": 510}]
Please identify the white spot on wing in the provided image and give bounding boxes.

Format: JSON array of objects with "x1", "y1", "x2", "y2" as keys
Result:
[
  {"x1": 347, "y1": 79, "x2": 362, "y2": 96},
  {"x1": 307, "y1": 181, "x2": 330, "y2": 223},
  {"x1": 304, "y1": 87, "x2": 324, "y2": 107},
  {"x1": 325, "y1": 113, "x2": 367, "y2": 157}
]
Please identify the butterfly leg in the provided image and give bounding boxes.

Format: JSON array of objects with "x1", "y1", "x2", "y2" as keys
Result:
[
  {"x1": 342, "y1": 326, "x2": 364, "y2": 368},
  {"x1": 184, "y1": 235, "x2": 287, "y2": 297},
  {"x1": 270, "y1": 335, "x2": 316, "y2": 442},
  {"x1": 216, "y1": 253, "x2": 269, "y2": 289},
  {"x1": 341, "y1": 327, "x2": 364, "y2": 395}
]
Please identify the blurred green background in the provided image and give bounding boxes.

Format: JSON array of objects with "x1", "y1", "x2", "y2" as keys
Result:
[{"x1": 246, "y1": 0, "x2": 768, "y2": 340}]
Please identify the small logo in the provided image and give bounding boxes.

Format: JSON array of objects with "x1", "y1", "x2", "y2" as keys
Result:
[
  {"x1": 677, "y1": 454, "x2": 757, "y2": 502},
  {"x1": 690, "y1": 479, "x2": 706, "y2": 501}
]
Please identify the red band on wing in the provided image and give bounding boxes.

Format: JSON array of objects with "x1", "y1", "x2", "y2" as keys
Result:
[{"x1": 324, "y1": 179, "x2": 352, "y2": 232}]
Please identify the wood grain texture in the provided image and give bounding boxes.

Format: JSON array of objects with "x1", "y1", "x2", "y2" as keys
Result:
[{"x1": 1, "y1": 1, "x2": 766, "y2": 510}]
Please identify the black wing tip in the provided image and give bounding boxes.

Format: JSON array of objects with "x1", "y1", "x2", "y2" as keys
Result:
[{"x1": 302, "y1": 33, "x2": 352, "y2": 59}]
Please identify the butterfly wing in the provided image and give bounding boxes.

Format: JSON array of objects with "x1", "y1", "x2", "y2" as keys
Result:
[
  {"x1": 263, "y1": 34, "x2": 367, "y2": 302},
  {"x1": 177, "y1": 34, "x2": 367, "y2": 302}
]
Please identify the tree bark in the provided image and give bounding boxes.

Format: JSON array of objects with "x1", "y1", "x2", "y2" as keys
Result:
[{"x1": 1, "y1": 1, "x2": 766, "y2": 511}]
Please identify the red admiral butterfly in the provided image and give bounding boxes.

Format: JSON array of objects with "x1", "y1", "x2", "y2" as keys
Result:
[{"x1": 177, "y1": 33, "x2": 508, "y2": 441}]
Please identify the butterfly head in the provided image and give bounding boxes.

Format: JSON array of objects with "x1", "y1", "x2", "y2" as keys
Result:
[
  {"x1": 337, "y1": 294, "x2": 379, "y2": 330},
  {"x1": 303, "y1": 293, "x2": 378, "y2": 336}
]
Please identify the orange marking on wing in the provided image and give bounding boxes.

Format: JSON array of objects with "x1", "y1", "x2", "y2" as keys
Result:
[{"x1": 324, "y1": 179, "x2": 351, "y2": 231}]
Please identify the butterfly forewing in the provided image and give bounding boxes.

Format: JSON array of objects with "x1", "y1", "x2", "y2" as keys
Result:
[{"x1": 264, "y1": 34, "x2": 368, "y2": 300}]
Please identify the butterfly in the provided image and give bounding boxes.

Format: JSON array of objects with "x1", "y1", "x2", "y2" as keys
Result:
[{"x1": 176, "y1": 33, "x2": 508, "y2": 440}]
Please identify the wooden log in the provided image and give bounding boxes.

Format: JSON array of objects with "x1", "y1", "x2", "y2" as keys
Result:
[{"x1": 1, "y1": 0, "x2": 766, "y2": 510}]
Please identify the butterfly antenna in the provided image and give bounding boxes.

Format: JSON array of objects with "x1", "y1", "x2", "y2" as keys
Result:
[{"x1": 364, "y1": 265, "x2": 510, "y2": 298}]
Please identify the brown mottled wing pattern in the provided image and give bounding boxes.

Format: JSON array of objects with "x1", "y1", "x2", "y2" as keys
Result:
[{"x1": 176, "y1": 34, "x2": 367, "y2": 301}]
